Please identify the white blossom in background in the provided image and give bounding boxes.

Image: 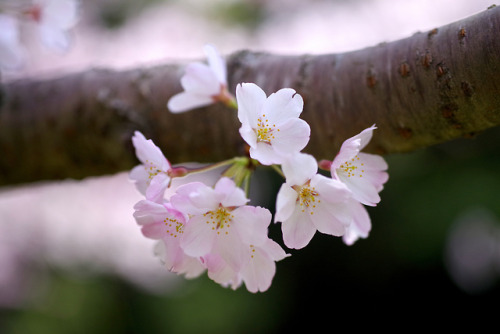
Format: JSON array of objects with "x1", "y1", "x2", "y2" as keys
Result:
[
  {"x1": 167, "y1": 44, "x2": 235, "y2": 113},
  {"x1": 0, "y1": 13, "x2": 24, "y2": 70},
  {"x1": 28, "y1": 0, "x2": 80, "y2": 52}
]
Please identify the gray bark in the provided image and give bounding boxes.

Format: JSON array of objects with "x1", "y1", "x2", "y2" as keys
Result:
[{"x1": 1, "y1": 6, "x2": 499, "y2": 185}]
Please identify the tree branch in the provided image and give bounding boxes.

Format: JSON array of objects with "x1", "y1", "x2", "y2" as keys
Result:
[{"x1": 1, "y1": 6, "x2": 499, "y2": 185}]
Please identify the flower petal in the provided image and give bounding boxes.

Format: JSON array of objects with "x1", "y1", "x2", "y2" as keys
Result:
[
  {"x1": 275, "y1": 184, "x2": 298, "y2": 223},
  {"x1": 281, "y1": 153, "x2": 317, "y2": 186},
  {"x1": 204, "y1": 44, "x2": 226, "y2": 85},
  {"x1": 281, "y1": 209, "x2": 317, "y2": 249},
  {"x1": 236, "y1": 83, "x2": 267, "y2": 125},
  {"x1": 181, "y1": 62, "x2": 220, "y2": 96},
  {"x1": 262, "y1": 88, "x2": 304, "y2": 123},
  {"x1": 167, "y1": 91, "x2": 215, "y2": 113}
]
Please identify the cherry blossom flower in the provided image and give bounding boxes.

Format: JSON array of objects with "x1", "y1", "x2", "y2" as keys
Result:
[
  {"x1": 133, "y1": 199, "x2": 205, "y2": 278},
  {"x1": 167, "y1": 44, "x2": 235, "y2": 113},
  {"x1": 0, "y1": 14, "x2": 24, "y2": 70},
  {"x1": 25, "y1": 0, "x2": 79, "y2": 52},
  {"x1": 327, "y1": 125, "x2": 389, "y2": 206},
  {"x1": 236, "y1": 83, "x2": 311, "y2": 165},
  {"x1": 170, "y1": 177, "x2": 286, "y2": 291},
  {"x1": 275, "y1": 153, "x2": 354, "y2": 249},
  {"x1": 129, "y1": 131, "x2": 173, "y2": 203}
]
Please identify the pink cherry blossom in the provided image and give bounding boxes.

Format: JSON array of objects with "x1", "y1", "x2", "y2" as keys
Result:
[
  {"x1": 133, "y1": 199, "x2": 205, "y2": 278},
  {"x1": 169, "y1": 177, "x2": 286, "y2": 291},
  {"x1": 275, "y1": 153, "x2": 354, "y2": 249},
  {"x1": 129, "y1": 131, "x2": 172, "y2": 203},
  {"x1": 329, "y1": 125, "x2": 389, "y2": 206},
  {"x1": 236, "y1": 83, "x2": 311, "y2": 165},
  {"x1": 167, "y1": 44, "x2": 234, "y2": 113}
]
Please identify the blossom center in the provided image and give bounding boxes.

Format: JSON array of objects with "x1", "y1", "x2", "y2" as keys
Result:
[
  {"x1": 337, "y1": 155, "x2": 365, "y2": 178},
  {"x1": 164, "y1": 217, "x2": 184, "y2": 238},
  {"x1": 204, "y1": 206, "x2": 234, "y2": 235},
  {"x1": 145, "y1": 159, "x2": 163, "y2": 180},
  {"x1": 293, "y1": 184, "x2": 320, "y2": 215},
  {"x1": 255, "y1": 114, "x2": 278, "y2": 144}
]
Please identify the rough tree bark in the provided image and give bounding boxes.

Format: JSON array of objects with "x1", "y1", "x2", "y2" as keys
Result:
[{"x1": 1, "y1": 6, "x2": 499, "y2": 186}]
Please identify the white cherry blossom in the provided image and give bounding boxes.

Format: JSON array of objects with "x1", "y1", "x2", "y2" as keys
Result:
[{"x1": 236, "y1": 83, "x2": 310, "y2": 165}]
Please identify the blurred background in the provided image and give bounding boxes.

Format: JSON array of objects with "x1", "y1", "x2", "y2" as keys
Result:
[{"x1": 1, "y1": 0, "x2": 500, "y2": 332}]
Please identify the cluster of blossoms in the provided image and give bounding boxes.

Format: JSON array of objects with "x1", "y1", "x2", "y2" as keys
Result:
[
  {"x1": 130, "y1": 45, "x2": 388, "y2": 292},
  {"x1": 0, "y1": 0, "x2": 79, "y2": 70}
]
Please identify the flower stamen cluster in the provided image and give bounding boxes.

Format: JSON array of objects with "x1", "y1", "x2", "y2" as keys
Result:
[{"x1": 130, "y1": 44, "x2": 389, "y2": 292}]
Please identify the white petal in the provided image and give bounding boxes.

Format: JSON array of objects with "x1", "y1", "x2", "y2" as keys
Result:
[
  {"x1": 281, "y1": 153, "x2": 317, "y2": 186},
  {"x1": 167, "y1": 91, "x2": 215, "y2": 113},
  {"x1": 232, "y1": 206, "x2": 271, "y2": 246},
  {"x1": 249, "y1": 142, "x2": 281, "y2": 166},
  {"x1": 181, "y1": 215, "x2": 215, "y2": 257},
  {"x1": 216, "y1": 177, "x2": 248, "y2": 207},
  {"x1": 263, "y1": 88, "x2": 304, "y2": 123},
  {"x1": 271, "y1": 118, "x2": 311, "y2": 156},
  {"x1": 181, "y1": 62, "x2": 220, "y2": 96},
  {"x1": 281, "y1": 209, "x2": 317, "y2": 249},
  {"x1": 204, "y1": 44, "x2": 226, "y2": 85},
  {"x1": 275, "y1": 184, "x2": 298, "y2": 223},
  {"x1": 236, "y1": 83, "x2": 267, "y2": 125}
]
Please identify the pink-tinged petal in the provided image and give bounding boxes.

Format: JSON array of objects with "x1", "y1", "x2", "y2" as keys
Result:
[
  {"x1": 132, "y1": 131, "x2": 170, "y2": 171},
  {"x1": 262, "y1": 88, "x2": 304, "y2": 122},
  {"x1": 236, "y1": 83, "x2": 267, "y2": 125},
  {"x1": 310, "y1": 198, "x2": 348, "y2": 237},
  {"x1": 154, "y1": 241, "x2": 205, "y2": 278},
  {"x1": 249, "y1": 142, "x2": 280, "y2": 166},
  {"x1": 281, "y1": 209, "x2": 317, "y2": 249},
  {"x1": 133, "y1": 199, "x2": 167, "y2": 225},
  {"x1": 241, "y1": 244, "x2": 276, "y2": 293},
  {"x1": 215, "y1": 177, "x2": 248, "y2": 207},
  {"x1": 271, "y1": 118, "x2": 311, "y2": 156},
  {"x1": 232, "y1": 206, "x2": 271, "y2": 246},
  {"x1": 264, "y1": 239, "x2": 290, "y2": 262},
  {"x1": 165, "y1": 163, "x2": 227, "y2": 199},
  {"x1": 281, "y1": 153, "x2": 317, "y2": 186},
  {"x1": 331, "y1": 138, "x2": 361, "y2": 171},
  {"x1": 189, "y1": 186, "x2": 221, "y2": 210},
  {"x1": 310, "y1": 174, "x2": 351, "y2": 204},
  {"x1": 205, "y1": 254, "x2": 239, "y2": 288},
  {"x1": 354, "y1": 124, "x2": 377, "y2": 151},
  {"x1": 167, "y1": 91, "x2": 215, "y2": 113},
  {"x1": 170, "y1": 182, "x2": 214, "y2": 215},
  {"x1": 204, "y1": 44, "x2": 226, "y2": 85},
  {"x1": 238, "y1": 124, "x2": 258, "y2": 149},
  {"x1": 275, "y1": 184, "x2": 298, "y2": 223},
  {"x1": 181, "y1": 214, "x2": 216, "y2": 257},
  {"x1": 141, "y1": 222, "x2": 166, "y2": 239},
  {"x1": 129, "y1": 165, "x2": 149, "y2": 195},
  {"x1": 343, "y1": 200, "x2": 371, "y2": 245},
  {"x1": 145, "y1": 173, "x2": 170, "y2": 203},
  {"x1": 181, "y1": 62, "x2": 221, "y2": 96},
  {"x1": 213, "y1": 229, "x2": 250, "y2": 272}
]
